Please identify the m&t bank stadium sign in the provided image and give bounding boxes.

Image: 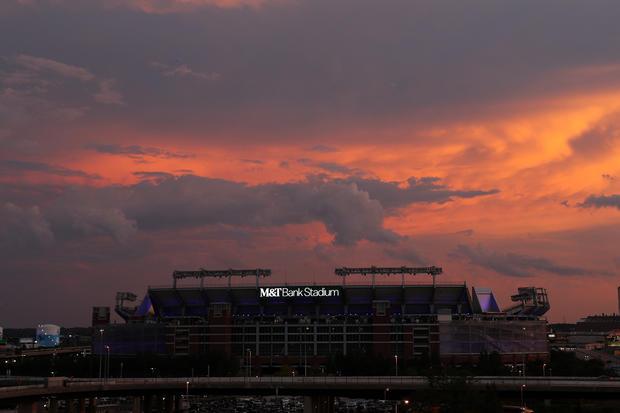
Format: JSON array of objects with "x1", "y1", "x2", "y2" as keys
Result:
[{"x1": 259, "y1": 286, "x2": 341, "y2": 298}]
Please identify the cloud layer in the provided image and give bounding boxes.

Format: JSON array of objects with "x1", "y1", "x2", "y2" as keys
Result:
[
  {"x1": 2, "y1": 0, "x2": 620, "y2": 326},
  {"x1": 2, "y1": 175, "x2": 497, "y2": 249}
]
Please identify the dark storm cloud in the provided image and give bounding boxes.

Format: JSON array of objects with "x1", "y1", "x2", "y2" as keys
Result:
[
  {"x1": 0, "y1": 181, "x2": 66, "y2": 207},
  {"x1": 118, "y1": 176, "x2": 400, "y2": 246},
  {"x1": 294, "y1": 159, "x2": 364, "y2": 175},
  {"x1": 133, "y1": 171, "x2": 175, "y2": 181},
  {"x1": 4, "y1": 0, "x2": 620, "y2": 136},
  {"x1": 0, "y1": 202, "x2": 54, "y2": 250},
  {"x1": 313, "y1": 162, "x2": 358, "y2": 175},
  {"x1": 579, "y1": 194, "x2": 620, "y2": 211},
  {"x1": 341, "y1": 176, "x2": 499, "y2": 210},
  {"x1": 1, "y1": 175, "x2": 497, "y2": 249},
  {"x1": 450, "y1": 244, "x2": 609, "y2": 278},
  {"x1": 84, "y1": 143, "x2": 193, "y2": 159},
  {"x1": 0, "y1": 159, "x2": 101, "y2": 179}
]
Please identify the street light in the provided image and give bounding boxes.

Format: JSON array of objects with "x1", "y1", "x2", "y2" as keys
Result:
[
  {"x1": 185, "y1": 380, "x2": 189, "y2": 396},
  {"x1": 520, "y1": 384, "x2": 526, "y2": 408},
  {"x1": 304, "y1": 326, "x2": 310, "y2": 377},
  {"x1": 394, "y1": 355, "x2": 398, "y2": 376},
  {"x1": 105, "y1": 345, "x2": 110, "y2": 381},
  {"x1": 246, "y1": 348, "x2": 252, "y2": 377},
  {"x1": 542, "y1": 363, "x2": 547, "y2": 377},
  {"x1": 522, "y1": 327, "x2": 526, "y2": 377},
  {"x1": 98, "y1": 329, "x2": 104, "y2": 379}
]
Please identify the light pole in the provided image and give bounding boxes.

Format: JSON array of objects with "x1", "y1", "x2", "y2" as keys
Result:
[
  {"x1": 98, "y1": 329, "x2": 104, "y2": 379},
  {"x1": 304, "y1": 327, "x2": 309, "y2": 377},
  {"x1": 246, "y1": 348, "x2": 252, "y2": 377},
  {"x1": 394, "y1": 355, "x2": 398, "y2": 376},
  {"x1": 105, "y1": 345, "x2": 110, "y2": 381},
  {"x1": 522, "y1": 327, "x2": 526, "y2": 377},
  {"x1": 542, "y1": 363, "x2": 547, "y2": 377},
  {"x1": 520, "y1": 384, "x2": 526, "y2": 408},
  {"x1": 185, "y1": 381, "x2": 189, "y2": 396}
]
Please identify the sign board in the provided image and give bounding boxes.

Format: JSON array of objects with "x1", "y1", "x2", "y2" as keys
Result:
[{"x1": 258, "y1": 286, "x2": 341, "y2": 298}]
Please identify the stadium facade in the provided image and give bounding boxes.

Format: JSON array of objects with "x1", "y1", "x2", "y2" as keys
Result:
[{"x1": 100, "y1": 267, "x2": 550, "y2": 370}]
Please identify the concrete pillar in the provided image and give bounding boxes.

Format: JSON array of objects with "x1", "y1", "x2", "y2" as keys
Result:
[
  {"x1": 155, "y1": 395, "x2": 164, "y2": 413},
  {"x1": 17, "y1": 401, "x2": 38, "y2": 413},
  {"x1": 132, "y1": 397, "x2": 141, "y2": 413},
  {"x1": 78, "y1": 398, "x2": 86, "y2": 413},
  {"x1": 303, "y1": 396, "x2": 313, "y2": 413},
  {"x1": 67, "y1": 399, "x2": 76, "y2": 413},
  {"x1": 303, "y1": 395, "x2": 334, "y2": 413},
  {"x1": 174, "y1": 395, "x2": 182, "y2": 413},
  {"x1": 87, "y1": 397, "x2": 97, "y2": 413},
  {"x1": 143, "y1": 395, "x2": 152, "y2": 413},
  {"x1": 165, "y1": 396, "x2": 174, "y2": 413}
]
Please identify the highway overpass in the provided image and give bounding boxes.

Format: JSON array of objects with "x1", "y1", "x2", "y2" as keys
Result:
[{"x1": 1, "y1": 376, "x2": 620, "y2": 413}]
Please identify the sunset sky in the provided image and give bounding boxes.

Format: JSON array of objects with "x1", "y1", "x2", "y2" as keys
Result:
[{"x1": 2, "y1": 0, "x2": 620, "y2": 327}]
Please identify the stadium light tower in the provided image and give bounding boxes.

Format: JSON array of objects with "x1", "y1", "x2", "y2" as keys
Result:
[{"x1": 334, "y1": 266, "x2": 442, "y2": 287}]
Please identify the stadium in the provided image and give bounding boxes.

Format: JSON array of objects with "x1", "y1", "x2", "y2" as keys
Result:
[{"x1": 100, "y1": 266, "x2": 550, "y2": 372}]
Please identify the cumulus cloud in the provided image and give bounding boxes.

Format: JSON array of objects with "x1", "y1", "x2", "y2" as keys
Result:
[
  {"x1": 46, "y1": 201, "x2": 137, "y2": 246},
  {"x1": 0, "y1": 87, "x2": 88, "y2": 128},
  {"x1": 84, "y1": 143, "x2": 193, "y2": 159},
  {"x1": 0, "y1": 202, "x2": 54, "y2": 250},
  {"x1": 295, "y1": 159, "x2": 364, "y2": 175},
  {"x1": 313, "y1": 162, "x2": 358, "y2": 175},
  {"x1": 133, "y1": 171, "x2": 175, "y2": 182},
  {"x1": 13, "y1": 54, "x2": 94, "y2": 81},
  {"x1": 579, "y1": 194, "x2": 620, "y2": 211},
  {"x1": 0, "y1": 159, "x2": 101, "y2": 179},
  {"x1": 118, "y1": 175, "x2": 400, "y2": 245},
  {"x1": 450, "y1": 244, "x2": 610, "y2": 278},
  {"x1": 0, "y1": 174, "x2": 498, "y2": 250},
  {"x1": 151, "y1": 62, "x2": 220, "y2": 81},
  {"x1": 62, "y1": 208, "x2": 137, "y2": 245},
  {"x1": 93, "y1": 79, "x2": 126, "y2": 106},
  {"x1": 342, "y1": 176, "x2": 499, "y2": 210},
  {"x1": 0, "y1": 54, "x2": 124, "y2": 136}
]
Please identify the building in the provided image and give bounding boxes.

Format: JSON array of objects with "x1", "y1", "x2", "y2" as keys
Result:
[{"x1": 99, "y1": 267, "x2": 550, "y2": 370}]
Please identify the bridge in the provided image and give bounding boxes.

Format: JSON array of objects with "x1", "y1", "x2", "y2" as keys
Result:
[
  {"x1": 0, "y1": 347, "x2": 90, "y2": 360},
  {"x1": 1, "y1": 376, "x2": 620, "y2": 413}
]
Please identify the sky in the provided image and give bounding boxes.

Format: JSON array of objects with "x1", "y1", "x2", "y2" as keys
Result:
[{"x1": 1, "y1": 0, "x2": 620, "y2": 327}]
